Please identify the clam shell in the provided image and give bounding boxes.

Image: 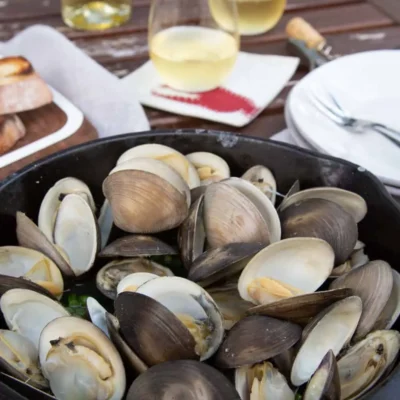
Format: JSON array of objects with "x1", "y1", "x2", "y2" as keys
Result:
[
  {"x1": 304, "y1": 350, "x2": 340, "y2": 400},
  {"x1": 188, "y1": 242, "x2": 264, "y2": 287},
  {"x1": 190, "y1": 186, "x2": 207, "y2": 205},
  {"x1": 115, "y1": 291, "x2": 198, "y2": 366},
  {"x1": 117, "y1": 144, "x2": 200, "y2": 189},
  {"x1": 53, "y1": 193, "x2": 99, "y2": 276},
  {"x1": 238, "y1": 238, "x2": 335, "y2": 305},
  {"x1": 280, "y1": 198, "x2": 358, "y2": 265},
  {"x1": 87, "y1": 297, "x2": 109, "y2": 337},
  {"x1": 178, "y1": 194, "x2": 205, "y2": 270},
  {"x1": 16, "y1": 212, "x2": 74, "y2": 278},
  {"x1": 39, "y1": 316, "x2": 125, "y2": 400},
  {"x1": 98, "y1": 199, "x2": 114, "y2": 249},
  {"x1": 241, "y1": 165, "x2": 277, "y2": 205},
  {"x1": 186, "y1": 152, "x2": 230, "y2": 186},
  {"x1": 291, "y1": 296, "x2": 362, "y2": 386},
  {"x1": 117, "y1": 272, "x2": 158, "y2": 294},
  {"x1": 214, "y1": 315, "x2": 302, "y2": 368},
  {"x1": 126, "y1": 360, "x2": 240, "y2": 400},
  {"x1": 204, "y1": 182, "x2": 271, "y2": 248},
  {"x1": 106, "y1": 313, "x2": 147, "y2": 376},
  {"x1": 277, "y1": 180, "x2": 300, "y2": 212},
  {"x1": 1, "y1": 289, "x2": 70, "y2": 349},
  {"x1": 38, "y1": 177, "x2": 96, "y2": 242},
  {"x1": 329, "y1": 260, "x2": 393, "y2": 341},
  {"x1": 0, "y1": 275, "x2": 55, "y2": 299},
  {"x1": 247, "y1": 288, "x2": 353, "y2": 326},
  {"x1": 279, "y1": 187, "x2": 367, "y2": 223}
]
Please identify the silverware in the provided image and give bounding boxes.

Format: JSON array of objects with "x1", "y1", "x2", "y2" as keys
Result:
[{"x1": 309, "y1": 89, "x2": 400, "y2": 148}]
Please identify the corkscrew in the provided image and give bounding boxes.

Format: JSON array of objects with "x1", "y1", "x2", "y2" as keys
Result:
[{"x1": 285, "y1": 17, "x2": 340, "y2": 70}]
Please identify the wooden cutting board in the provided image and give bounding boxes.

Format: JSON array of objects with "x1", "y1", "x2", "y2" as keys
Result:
[{"x1": 0, "y1": 102, "x2": 98, "y2": 181}]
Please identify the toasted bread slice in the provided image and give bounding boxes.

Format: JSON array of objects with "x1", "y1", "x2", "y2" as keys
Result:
[
  {"x1": 0, "y1": 114, "x2": 26, "y2": 155},
  {"x1": 0, "y1": 56, "x2": 53, "y2": 115}
]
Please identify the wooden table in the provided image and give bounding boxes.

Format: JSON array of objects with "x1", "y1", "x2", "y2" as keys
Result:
[{"x1": 2, "y1": 0, "x2": 400, "y2": 142}]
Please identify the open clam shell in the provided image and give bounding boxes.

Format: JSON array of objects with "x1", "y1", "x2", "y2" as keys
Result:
[
  {"x1": 291, "y1": 296, "x2": 362, "y2": 387},
  {"x1": 98, "y1": 199, "x2": 114, "y2": 250},
  {"x1": 186, "y1": 152, "x2": 230, "y2": 186},
  {"x1": 0, "y1": 275, "x2": 55, "y2": 299},
  {"x1": 117, "y1": 144, "x2": 200, "y2": 189},
  {"x1": 0, "y1": 246, "x2": 64, "y2": 298},
  {"x1": 0, "y1": 330, "x2": 48, "y2": 390},
  {"x1": 329, "y1": 260, "x2": 393, "y2": 341},
  {"x1": 304, "y1": 350, "x2": 340, "y2": 400},
  {"x1": 247, "y1": 288, "x2": 354, "y2": 326},
  {"x1": 279, "y1": 187, "x2": 367, "y2": 223},
  {"x1": 53, "y1": 193, "x2": 100, "y2": 277},
  {"x1": 87, "y1": 297, "x2": 109, "y2": 337},
  {"x1": 127, "y1": 360, "x2": 240, "y2": 400},
  {"x1": 16, "y1": 212, "x2": 74, "y2": 278},
  {"x1": 96, "y1": 257, "x2": 173, "y2": 299},
  {"x1": 39, "y1": 316, "x2": 125, "y2": 400},
  {"x1": 38, "y1": 177, "x2": 96, "y2": 242},
  {"x1": 241, "y1": 165, "x2": 277, "y2": 205},
  {"x1": 0, "y1": 289, "x2": 70, "y2": 349},
  {"x1": 178, "y1": 194, "x2": 206, "y2": 270},
  {"x1": 238, "y1": 238, "x2": 335, "y2": 306},
  {"x1": 277, "y1": 180, "x2": 300, "y2": 212},
  {"x1": 235, "y1": 361, "x2": 294, "y2": 400},
  {"x1": 338, "y1": 330, "x2": 400, "y2": 400},
  {"x1": 117, "y1": 272, "x2": 158, "y2": 294},
  {"x1": 281, "y1": 198, "x2": 358, "y2": 265},
  {"x1": 214, "y1": 315, "x2": 302, "y2": 368},
  {"x1": 115, "y1": 291, "x2": 198, "y2": 366},
  {"x1": 188, "y1": 242, "x2": 264, "y2": 288},
  {"x1": 136, "y1": 276, "x2": 224, "y2": 361}
]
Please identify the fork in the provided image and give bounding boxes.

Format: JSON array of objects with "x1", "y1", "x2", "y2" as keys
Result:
[{"x1": 308, "y1": 88, "x2": 400, "y2": 148}]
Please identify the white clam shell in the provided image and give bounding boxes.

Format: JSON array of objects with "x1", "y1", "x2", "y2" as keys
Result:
[{"x1": 117, "y1": 272, "x2": 158, "y2": 294}]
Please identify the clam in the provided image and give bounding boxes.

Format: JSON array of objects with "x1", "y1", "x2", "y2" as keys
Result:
[
  {"x1": 235, "y1": 361, "x2": 294, "y2": 400},
  {"x1": 0, "y1": 330, "x2": 48, "y2": 390},
  {"x1": 0, "y1": 275, "x2": 55, "y2": 299},
  {"x1": 135, "y1": 276, "x2": 224, "y2": 361},
  {"x1": 291, "y1": 296, "x2": 362, "y2": 386},
  {"x1": 280, "y1": 198, "x2": 358, "y2": 265},
  {"x1": 247, "y1": 288, "x2": 353, "y2": 326},
  {"x1": 330, "y1": 244, "x2": 369, "y2": 278},
  {"x1": 53, "y1": 193, "x2": 99, "y2": 276},
  {"x1": 238, "y1": 238, "x2": 335, "y2": 306},
  {"x1": 271, "y1": 348, "x2": 295, "y2": 382},
  {"x1": 277, "y1": 180, "x2": 300, "y2": 212},
  {"x1": 338, "y1": 330, "x2": 400, "y2": 400},
  {"x1": 126, "y1": 360, "x2": 240, "y2": 400},
  {"x1": 16, "y1": 212, "x2": 74, "y2": 278},
  {"x1": 279, "y1": 187, "x2": 367, "y2": 223},
  {"x1": 39, "y1": 316, "x2": 125, "y2": 400},
  {"x1": 190, "y1": 185, "x2": 207, "y2": 204},
  {"x1": 38, "y1": 177, "x2": 96, "y2": 242},
  {"x1": 116, "y1": 272, "x2": 158, "y2": 294},
  {"x1": 0, "y1": 289, "x2": 70, "y2": 349},
  {"x1": 374, "y1": 269, "x2": 400, "y2": 330},
  {"x1": 304, "y1": 350, "x2": 340, "y2": 400},
  {"x1": 188, "y1": 242, "x2": 264, "y2": 287},
  {"x1": 207, "y1": 283, "x2": 253, "y2": 330},
  {"x1": 96, "y1": 257, "x2": 173, "y2": 299},
  {"x1": 98, "y1": 199, "x2": 114, "y2": 249},
  {"x1": 103, "y1": 158, "x2": 190, "y2": 233},
  {"x1": 329, "y1": 260, "x2": 393, "y2": 341},
  {"x1": 214, "y1": 315, "x2": 302, "y2": 368},
  {"x1": 117, "y1": 143, "x2": 200, "y2": 189},
  {"x1": 115, "y1": 291, "x2": 198, "y2": 366},
  {"x1": 241, "y1": 165, "x2": 277, "y2": 205},
  {"x1": 87, "y1": 297, "x2": 109, "y2": 337},
  {"x1": 186, "y1": 152, "x2": 230, "y2": 185},
  {"x1": 0, "y1": 246, "x2": 63, "y2": 298},
  {"x1": 178, "y1": 194, "x2": 206, "y2": 269},
  {"x1": 204, "y1": 177, "x2": 280, "y2": 248}
]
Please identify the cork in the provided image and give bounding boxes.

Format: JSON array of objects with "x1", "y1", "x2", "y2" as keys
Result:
[{"x1": 286, "y1": 17, "x2": 326, "y2": 50}]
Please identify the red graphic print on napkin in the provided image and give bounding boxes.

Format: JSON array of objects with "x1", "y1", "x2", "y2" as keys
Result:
[{"x1": 152, "y1": 85, "x2": 260, "y2": 116}]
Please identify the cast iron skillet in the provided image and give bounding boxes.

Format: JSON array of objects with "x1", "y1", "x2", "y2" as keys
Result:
[{"x1": 0, "y1": 130, "x2": 399, "y2": 399}]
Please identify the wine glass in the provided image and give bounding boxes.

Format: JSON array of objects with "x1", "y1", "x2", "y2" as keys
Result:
[{"x1": 148, "y1": 0, "x2": 240, "y2": 92}]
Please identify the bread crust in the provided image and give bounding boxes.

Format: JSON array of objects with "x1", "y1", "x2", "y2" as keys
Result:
[{"x1": 0, "y1": 114, "x2": 26, "y2": 155}]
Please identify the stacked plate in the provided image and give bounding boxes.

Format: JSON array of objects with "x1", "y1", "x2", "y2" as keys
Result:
[{"x1": 284, "y1": 50, "x2": 400, "y2": 198}]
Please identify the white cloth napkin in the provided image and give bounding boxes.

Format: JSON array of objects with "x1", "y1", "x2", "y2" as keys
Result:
[
  {"x1": 0, "y1": 25, "x2": 150, "y2": 138},
  {"x1": 123, "y1": 53, "x2": 299, "y2": 127}
]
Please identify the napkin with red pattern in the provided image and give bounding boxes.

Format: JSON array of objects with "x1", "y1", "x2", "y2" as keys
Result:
[{"x1": 123, "y1": 52, "x2": 300, "y2": 127}]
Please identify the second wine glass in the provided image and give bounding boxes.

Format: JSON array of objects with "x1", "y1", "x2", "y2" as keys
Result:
[{"x1": 148, "y1": 0, "x2": 240, "y2": 92}]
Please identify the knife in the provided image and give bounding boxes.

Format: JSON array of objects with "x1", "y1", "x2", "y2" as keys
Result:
[{"x1": 285, "y1": 18, "x2": 340, "y2": 70}]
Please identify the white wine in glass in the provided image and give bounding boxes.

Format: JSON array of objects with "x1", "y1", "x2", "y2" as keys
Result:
[
  {"x1": 149, "y1": 0, "x2": 240, "y2": 92},
  {"x1": 209, "y1": 0, "x2": 286, "y2": 36}
]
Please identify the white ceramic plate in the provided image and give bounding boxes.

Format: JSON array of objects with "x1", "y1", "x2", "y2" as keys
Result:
[
  {"x1": 288, "y1": 50, "x2": 400, "y2": 187},
  {"x1": 0, "y1": 86, "x2": 84, "y2": 169}
]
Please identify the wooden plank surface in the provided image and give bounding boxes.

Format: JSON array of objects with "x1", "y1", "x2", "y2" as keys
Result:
[{"x1": 0, "y1": 0, "x2": 399, "y2": 150}]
